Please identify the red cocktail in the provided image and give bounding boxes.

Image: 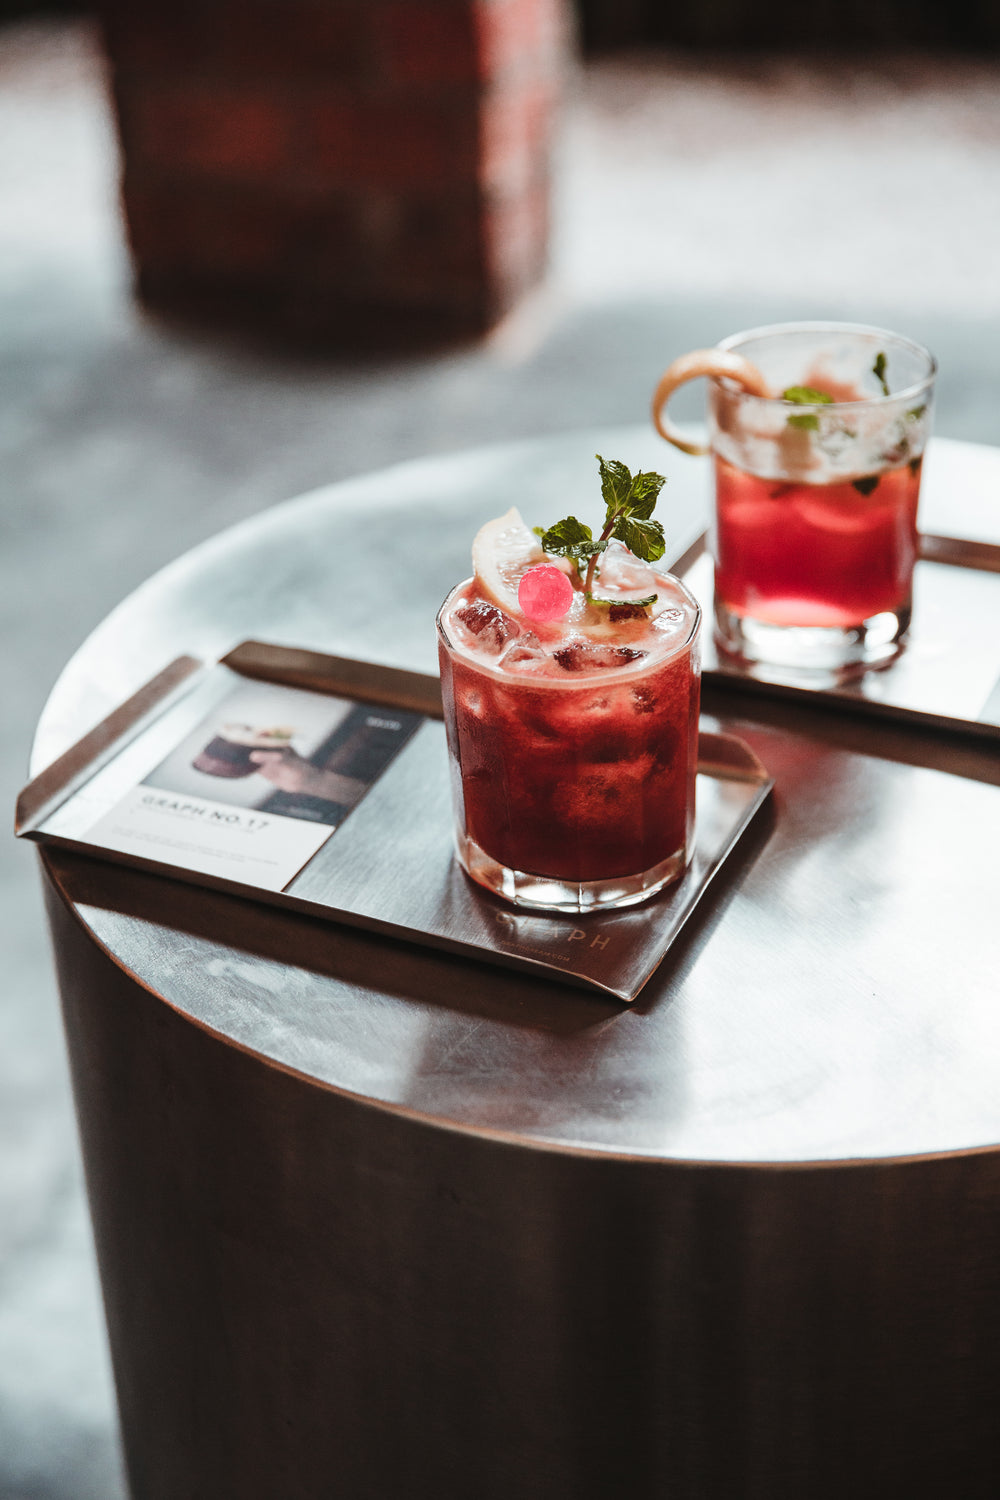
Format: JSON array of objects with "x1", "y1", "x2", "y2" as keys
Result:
[
  {"x1": 437, "y1": 474, "x2": 702, "y2": 912},
  {"x1": 439, "y1": 579, "x2": 700, "y2": 905},
  {"x1": 652, "y1": 323, "x2": 937, "y2": 675},
  {"x1": 713, "y1": 456, "x2": 921, "y2": 631}
]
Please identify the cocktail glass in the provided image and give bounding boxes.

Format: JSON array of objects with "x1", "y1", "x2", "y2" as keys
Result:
[
  {"x1": 653, "y1": 322, "x2": 937, "y2": 676},
  {"x1": 437, "y1": 575, "x2": 702, "y2": 912}
]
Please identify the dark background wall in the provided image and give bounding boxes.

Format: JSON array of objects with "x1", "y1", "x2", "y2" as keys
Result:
[
  {"x1": 6, "y1": 0, "x2": 1000, "y2": 50},
  {"x1": 576, "y1": 0, "x2": 1000, "y2": 51},
  {"x1": 1, "y1": 0, "x2": 86, "y2": 15}
]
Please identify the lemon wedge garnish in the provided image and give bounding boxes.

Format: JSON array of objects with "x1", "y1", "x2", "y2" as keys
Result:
[{"x1": 471, "y1": 507, "x2": 551, "y2": 616}]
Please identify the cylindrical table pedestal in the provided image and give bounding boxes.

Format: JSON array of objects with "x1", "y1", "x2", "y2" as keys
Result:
[{"x1": 47, "y1": 864, "x2": 1000, "y2": 1500}]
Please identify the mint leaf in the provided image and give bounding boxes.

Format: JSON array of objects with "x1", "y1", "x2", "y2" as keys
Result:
[
  {"x1": 783, "y1": 386, "x2": 834, "y2": 405},
  {"x1": 613, "y1": 514, "x2": 666, "y2": 563},
  {"x1": 784, "y1": 387, "x2": 833, "y2": 431},
  {"x1": 540, "y1": 516, "x2": 607, "y2": 561},
  {"x1": 626, "y1": 469, "x2": 667, "y2": 519},
  {"x1": 906, "y1": 404, "x2": 926, "y2": 421},
  {"x1": 596, "y1": 456, "x2": 667, "y2": 521},
  {"x1": 596, "y1": 455, "x2": 633, "y2": 519},
  {"x1": 586, "y1": 593, "x2": 658, "y2": 609},
  {"x1": 852, "y1": 475, "x2": 880, "y2": 496},
  {"x1": 873, "y1": 352, "x2": 890, "y2": 396}
]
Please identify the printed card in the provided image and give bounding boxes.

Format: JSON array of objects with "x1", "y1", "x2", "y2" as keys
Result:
[{"x1": 85, "y1": 679, "x2": 422, "y2": 891}]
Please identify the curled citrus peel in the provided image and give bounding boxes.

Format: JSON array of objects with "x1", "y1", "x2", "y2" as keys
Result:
[{"x1": 651, "y1": 349, "x2": 772, "y2": 456}]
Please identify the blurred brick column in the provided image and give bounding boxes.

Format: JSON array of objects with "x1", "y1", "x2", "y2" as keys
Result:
[{"x1": 99, "y1": 0, "x2": 571, "y2": 346}]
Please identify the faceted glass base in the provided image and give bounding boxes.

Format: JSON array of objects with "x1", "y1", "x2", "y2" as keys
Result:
[
  {"x1": 456, "y1": 832, "x2": 689, "y2": 913},
  {"x1": 714, "y1": 597, "x2": 910, "y2": 684}
]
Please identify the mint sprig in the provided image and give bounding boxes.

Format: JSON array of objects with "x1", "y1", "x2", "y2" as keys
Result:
[
  {"x1": 595, "y1": 455, "x2": 666, "y2": 565},
  {"x1": 537, "y1": 455, "x2": 667, "y2": 607}
]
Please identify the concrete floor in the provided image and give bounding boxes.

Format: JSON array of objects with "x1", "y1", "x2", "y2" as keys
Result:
[{"x1": 3, "y1": 19, "x2": 1000, "y2": 1499}]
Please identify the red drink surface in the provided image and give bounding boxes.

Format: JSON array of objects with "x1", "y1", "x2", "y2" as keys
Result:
[
  {"x1": 714, "y1": 455, "x2": 921, "y2": 628},
  {"x1": 439, "y1": 581, "x2": 700, "y2": 883}
]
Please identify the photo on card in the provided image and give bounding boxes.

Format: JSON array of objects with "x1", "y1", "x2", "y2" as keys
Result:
[{"x1": 142, "y1": 681, "x2": 423, "y2": 829}]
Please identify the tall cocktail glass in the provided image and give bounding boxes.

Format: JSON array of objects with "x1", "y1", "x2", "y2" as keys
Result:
[
  {"x1": 437, "y1": 570, "x2": 701, "y2": 913},
  {"x1": 654, "y1": 322, "x2": 937, "y2": 675}
]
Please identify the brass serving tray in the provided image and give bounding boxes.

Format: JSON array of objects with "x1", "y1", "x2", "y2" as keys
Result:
[
  {"x1": 672, "y1": 531, "x2": 1000, "y2": 738},
  {"x1": 17, "y1": 641, "x2": 773, "y2": 1003}
]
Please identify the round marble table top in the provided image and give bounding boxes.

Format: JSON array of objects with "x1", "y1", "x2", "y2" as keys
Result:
[{"x1": 31, "y1": 427, "x2": 1000, "y2": 1165}]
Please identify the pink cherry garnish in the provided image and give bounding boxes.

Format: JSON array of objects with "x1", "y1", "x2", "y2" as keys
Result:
[{"x1": 518, "y1": 565, "x2": 574, "y2": 622}]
